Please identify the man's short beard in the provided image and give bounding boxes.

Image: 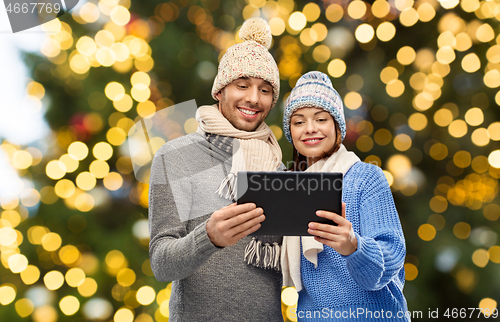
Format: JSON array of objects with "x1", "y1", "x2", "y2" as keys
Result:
[{"x1": 218, "y1": 100, "x2": 264, "y2": 132}]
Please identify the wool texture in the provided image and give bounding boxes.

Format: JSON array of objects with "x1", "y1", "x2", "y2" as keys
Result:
[
  {"x1": 296, "y1": 162, "x2": 409, "y2": 322},
  {"x1": 148, "y1": 132, "x2": 283, "y2": 321},
  {"x1": 211, "y1": 17, "x2": 280, "y2": 107},
  {"x1": 195, "y1": 104, "x2": 282, "y2": 200}
]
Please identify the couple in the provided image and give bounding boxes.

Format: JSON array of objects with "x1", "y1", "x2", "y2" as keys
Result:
[{"x1": 148, "y1": 18, "x2": 409, "y2": 321}]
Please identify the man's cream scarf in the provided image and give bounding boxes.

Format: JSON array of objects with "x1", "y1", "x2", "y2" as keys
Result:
[
  {"x1": 281, "y1": 144, "x2": 360, "y2": 291},
  {"x1": 195, "y1": 104, "x2": 282, "y2": 200}
]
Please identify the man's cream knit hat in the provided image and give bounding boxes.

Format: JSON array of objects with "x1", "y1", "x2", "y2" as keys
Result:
[{"x1": 211, "y1": 18, "x2": 280, "y2": 108}]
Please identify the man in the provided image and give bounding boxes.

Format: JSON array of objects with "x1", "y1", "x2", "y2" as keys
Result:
[{"x1": 148, "y1": 18, "x2": 284, "y2": 321}]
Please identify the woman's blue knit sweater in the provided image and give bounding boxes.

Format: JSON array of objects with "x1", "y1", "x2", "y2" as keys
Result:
[{"x1": 297, "y1": 162, "x2": 410, "y2": 322}]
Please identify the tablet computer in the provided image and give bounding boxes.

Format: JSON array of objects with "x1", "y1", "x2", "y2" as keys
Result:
[{"x1": 236, "y1": 171, "x2": 343, "y2": 236}]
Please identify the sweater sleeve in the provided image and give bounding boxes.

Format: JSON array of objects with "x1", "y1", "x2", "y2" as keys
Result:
[
  {"x1": 148, "y1": 147, "x2": 220, "y2": 282},
  {"x1": 342, "y1": 166, "x2": 406, "y2": 291}
]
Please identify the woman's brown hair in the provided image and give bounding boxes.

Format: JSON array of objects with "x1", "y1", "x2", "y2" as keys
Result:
[{"x1": 289, "y1": 119, "x2": 342, "y2": 172}]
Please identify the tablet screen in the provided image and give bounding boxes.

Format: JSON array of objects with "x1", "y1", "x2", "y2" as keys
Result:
[{"x1": 236, "y1": 171, "x2": 343, "y2": 236}]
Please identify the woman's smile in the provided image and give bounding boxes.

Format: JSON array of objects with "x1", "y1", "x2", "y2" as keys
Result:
[{"x1": 301, "y1": 137, "x2": 325, "y2": 145}]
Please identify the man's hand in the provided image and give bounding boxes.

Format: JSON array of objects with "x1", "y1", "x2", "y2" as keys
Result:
[{"x1": 206, "y1": 203, "x2": 265, "y2": 247}]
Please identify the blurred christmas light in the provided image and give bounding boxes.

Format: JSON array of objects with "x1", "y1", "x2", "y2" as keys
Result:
[
  {"x1": 82, "y1": 298, "x2": 113, "y2": 320},
  {"x1": 68, "y1": 141, "x2": 89, "y2": 161},
  {"x1": 404, "y1": 263, "x2": 418, "y2": 281},
  {"x1": 8, "y1": 254, "x2": 28, "y2": 273},
  {"x1": 0, "y1": 2, "x2": 498, "y2": 322},
  {"x1": 377, "y1": 22, "x2": 396, "y2": 42},
  {"x1": 114, "y1": 307, "x2": 134, "y2": 322},
  {"x1": 327, "y1": 59, "x2": 346, "y2": 78},
  {"x1": 110, "y1": 6, "x2": 131, "y2": 26},
  {"x1": 355, "y1": 24, "x2": 374, "y2": 43},
  {"x1": 347, "y1": 0, "x2": 367, "y2": 19},
  {"x1": 59, "y1": 296, "x2": 80, "y2": 316},
  {"x1": 41, "y1": 233, "x2": 62, "y2": 252},
  {"x1": 454, "y1": 222, "x2": 472, "y2": 239},
  {"x1": 0, "y1": 285, "x2": 16, "y2": 305},
  {"x1": 136, "y1": 286, "x2": 156, "y2": 306},
  {"x1": 20, "y1": 265, "x2": 40, "y2": 285},
  {"x1": 43, "y1": 271, "x2": 64, "y2": 291},
  {"x1": 418, "y1": 224, "x2": 437, "y2": 241},
  {"x1": 15, "y1": 298, "x2": 34, "y2": 317},
  {"x1": 288, "y1": 12, "x2": 307, "y2": 31},
  {"x1": 59, "y1": 154, "x2": 79, "y2": 173},
  {"x1": 78, "y1": 277, "x2": 98, "y2": 297}
]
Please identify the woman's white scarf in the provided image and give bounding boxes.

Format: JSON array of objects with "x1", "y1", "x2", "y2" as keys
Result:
[
  {"x1": 195, "y1": 104, "x2": 282, "y2": 200},
  {"x1": 281, "y1": 144, "x2": 360, "y2": 291}
]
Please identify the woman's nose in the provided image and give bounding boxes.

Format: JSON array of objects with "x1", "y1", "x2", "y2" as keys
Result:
[{"x1": 305, "y1": 121, "x2": 317, "y2": 133}]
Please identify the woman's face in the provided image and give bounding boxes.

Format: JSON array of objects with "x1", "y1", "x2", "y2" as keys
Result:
[{"x1": 290, "y1": 107, "x2": 336, "y2": 165}]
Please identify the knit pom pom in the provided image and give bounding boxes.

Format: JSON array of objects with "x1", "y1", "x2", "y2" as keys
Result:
[{"x1": 239, "y1": 17, "x2": 272, "y2": 49}]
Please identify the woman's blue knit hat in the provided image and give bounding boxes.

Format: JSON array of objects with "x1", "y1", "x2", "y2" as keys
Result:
[{"x1": 283, "y1": 71, "x2": 346, "y2": 143}]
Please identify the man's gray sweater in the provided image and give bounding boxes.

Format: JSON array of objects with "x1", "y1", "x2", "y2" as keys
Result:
[{"x1": 148, "y1": 132, "x2": 283, "y2": 321}]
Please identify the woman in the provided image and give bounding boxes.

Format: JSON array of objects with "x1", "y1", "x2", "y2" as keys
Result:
[{"x1": 281, "y1": 71, "x2": 410, "y2": 321}]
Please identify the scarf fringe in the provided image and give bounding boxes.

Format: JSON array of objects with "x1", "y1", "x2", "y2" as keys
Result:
[
  {"x1": 244, "y1": 237, "x2": 281, "y2": 271},
  {"x1": 215, "y1": 172, "x2": 237, "y2": 200}
]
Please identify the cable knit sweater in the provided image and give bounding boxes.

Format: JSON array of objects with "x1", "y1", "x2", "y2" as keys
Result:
[
  {"x1": 296, "y1": 162, "x2": 410, "y2": 322},
  {"x1": 148, "y1": 132, "x2": 283, "y2": 322}
]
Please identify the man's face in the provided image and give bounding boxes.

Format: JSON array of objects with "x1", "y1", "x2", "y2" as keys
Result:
[{"x1": 216, "y1": 77, "x2": 274, "y2": 132}]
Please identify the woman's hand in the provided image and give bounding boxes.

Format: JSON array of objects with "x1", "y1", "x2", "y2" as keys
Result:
[{"x1": 307, "y1": 203, "x2": 357, "y2": 256}]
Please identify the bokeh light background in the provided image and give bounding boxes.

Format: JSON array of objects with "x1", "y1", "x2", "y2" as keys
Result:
[{"x1": 1, "y1": 0, "x2": 500, "y2": 321}]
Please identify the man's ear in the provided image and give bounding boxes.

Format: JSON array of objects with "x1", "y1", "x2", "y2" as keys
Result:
[{"x1": 215, "y1": 91, "x2": 221, "y2": 101}]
